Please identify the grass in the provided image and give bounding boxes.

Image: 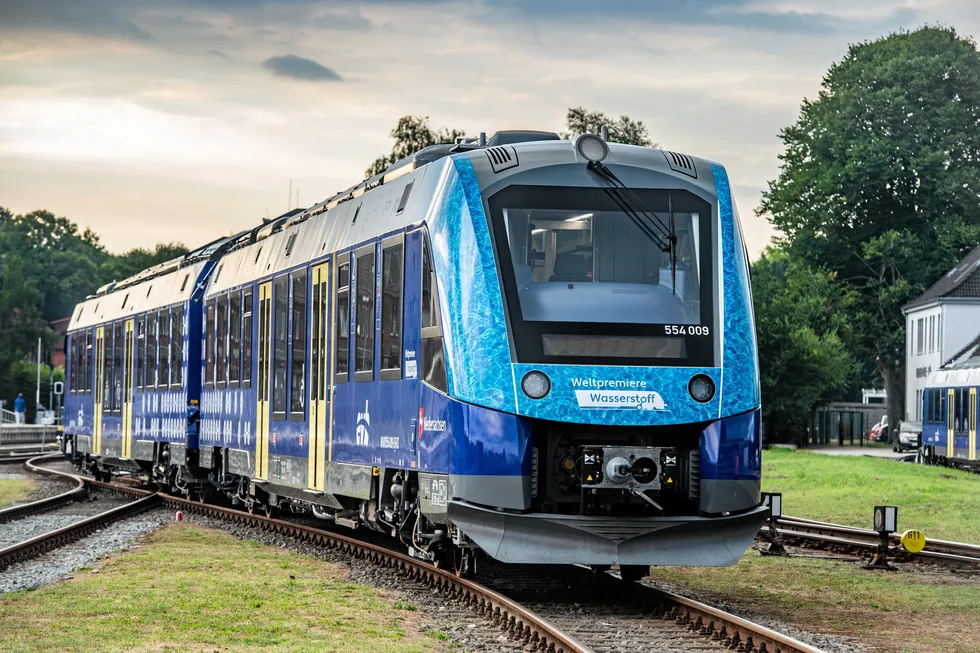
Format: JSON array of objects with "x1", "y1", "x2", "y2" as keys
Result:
[
  {"x1": 762, "y1": 447, "x2": 980, "y2": 542},
  {"x1": 0, "y1": 525, "x2": 453, "y2": 653},
  {"x1": 648, "y1": 552, "x2": 980, "y2": 653},
  {"x1": 0, "y1": 478, "x2": 34, "y2": 509}
]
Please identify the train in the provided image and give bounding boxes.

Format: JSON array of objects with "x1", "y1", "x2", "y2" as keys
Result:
[
  {"x1": 63, "y1": 130, "x2": 765, "y2": 578},
  {"x1": 921, "y1": 365, "x2": 980, "y2": 472}
]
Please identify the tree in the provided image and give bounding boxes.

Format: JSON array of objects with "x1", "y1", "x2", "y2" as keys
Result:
[
  {"x1": 365, "y1": 115, "x2": 466, "y2": 177},
  {"x1": 752, "y1": 249, "x2": 860, "y2": 442},
  {"x1": 758, "y1": 26, "x2": 980, "y2": 440},
  {"x1": 562, "y1": 106, "x2": 656, "y2": 147},
  {"x1": 101, "y1": 243, "x2": 190, "y2": 285}
]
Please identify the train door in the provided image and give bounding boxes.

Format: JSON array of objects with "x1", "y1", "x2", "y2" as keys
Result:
[
  {"x1": 947, "y1": 388, "x2": 955, "y2": 458},
  {"x1": 255, "y1": 282, "x2": 273, "y2": 480},
  {"x1": 121, "y1": 319, "x2": 135, "y2": 458},
  {"x1": 93, "y1": 326, "x2": 105, "y2": 456},
  {"x1": 971, "y1": 388, "x2": 977, "y2": 461},
  {"x1": 955, "y1": 388, "x2": 969, "y2": 459},
  {"x1": 308, "y1": 263, "x2": 330, "y2": 491}
]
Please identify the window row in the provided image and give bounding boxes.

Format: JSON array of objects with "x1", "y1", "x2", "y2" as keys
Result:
[
  {"x1": 205, "y1": 288, "x2": 254, "y2": 391},
  {"x1": 925, "y1": 387, "x2": 978, "y2": 432},
  {"x1": 69, "y1": 329, "x2": 94, "y2": 395},
  {"x1": 912, "y1": 314, "x2": 941, "y2": 356}
]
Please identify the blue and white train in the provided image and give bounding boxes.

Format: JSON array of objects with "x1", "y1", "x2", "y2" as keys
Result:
[
  {"x1": 922, "y1": 366, "x2": 979, "y2": 471},
  {"x1": 63, "y1": 131, "x2": 764, "y2": 577}
]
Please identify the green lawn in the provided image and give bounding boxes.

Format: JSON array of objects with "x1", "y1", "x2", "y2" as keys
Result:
[
  {"x1": 0, "y1": 478, "x2": 34, "y2": 509},
  {"x1": 762, "y1": 448, "x2": 980, "y2": 543},
  {"x1": 0, "y1": 525, "x2": 453, "y2": 653},
  {"x1": 648, "y1": 552, "x2": 980, "y2": 653}
]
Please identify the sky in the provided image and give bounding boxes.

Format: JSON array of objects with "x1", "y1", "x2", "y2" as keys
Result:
[{"x1": 1, "y1": 1, "x2": 979, "y2": 258}]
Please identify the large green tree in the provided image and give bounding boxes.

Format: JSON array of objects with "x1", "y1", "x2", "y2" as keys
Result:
[
  {"x1": 562, "y1": 106, "x2": 655, "y2": 147},
  {"x1": 759, "y1": 26, "x2": 980, "y2": 438},
  {"x1": 752, "y1": 248, "x2": 859, "y2": 442}
]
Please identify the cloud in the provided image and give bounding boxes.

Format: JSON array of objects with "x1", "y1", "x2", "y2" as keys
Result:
[
  {"x1": 208, "y1": 50, "x2": 229, "y2": 58},
  {"x1": 0, "y1": 0, "x2": 153, "y2": 41},
  {"x1": 261, "y1": 54, "x2": 343, "y2": 81}
]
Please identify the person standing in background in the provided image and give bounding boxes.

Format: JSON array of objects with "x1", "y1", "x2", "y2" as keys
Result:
[{"x1": 13, "y1": 393, "x2": 26, "y2": 424}]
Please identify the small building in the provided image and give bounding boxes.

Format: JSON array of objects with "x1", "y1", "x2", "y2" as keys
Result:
[
  {"x1": 49, "y1": 316, "x2": 71, "y2": 369},
  {"x1": 903, "y1": 245, "x2": 980, "y2": 422}
]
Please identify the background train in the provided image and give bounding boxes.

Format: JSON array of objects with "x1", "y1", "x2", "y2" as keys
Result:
[
  {"x1": 921, "y1": 364, "x2": 980, "y2": 472},
  {"x1": 63, "y1": 130, "x2": 765, "y2": 578}
]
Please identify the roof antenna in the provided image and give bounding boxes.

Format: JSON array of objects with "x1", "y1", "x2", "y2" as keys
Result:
[
  {"x1": 600, "y1": 125, "x2": 608, "y2": 142},
  {"x1": 287, "y1": 179, "x2": 293, "y2": 210},
  {"x1": 479, "y1": 132, "x2": 487, "y2": 147}
]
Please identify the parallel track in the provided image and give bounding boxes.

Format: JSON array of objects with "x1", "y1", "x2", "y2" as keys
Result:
[
  {"x1": 22, "y1": 454, "x2": 825, "y2": 653},
  {"x1": 774, "y1": 515, "x2": 980, "y2": 568}
]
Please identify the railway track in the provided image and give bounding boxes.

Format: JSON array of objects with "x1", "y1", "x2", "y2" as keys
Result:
[
  {"x1": 18, "y1": 454, "x2": 825, "y2": 653},
  {"x1": 775, "y1": 515, "x2": 980, "y2": 568}
]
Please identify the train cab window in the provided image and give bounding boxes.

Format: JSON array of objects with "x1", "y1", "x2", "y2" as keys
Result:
[
  {"x1": 335, "y1": 256, "x2": 351, "y2": 383},
  {"x1": 216, "y1": 296, "x2": 227, "y2": 389},
  {"x1": 158, "y1": 310, "x2": 170, "y2": 390},
  {"x1": 135, "y1": 318, "x2": 144, "y2": 391},
  {"x1": 242, "y1": 290, "x2": 253, "y2": 389},
  {"x1": 272, "y1": 276, "x2": 289, "y2": 418},
  {"x1": 171, "y1": 306, "x2": 183, "y2": 388},
  {"x1": 421, "y1": 235, "x2": 447, "y2": 392},
  {"x1": 380, "y1": 237, "x2": 403, "y2": 380},
  {"x1": 354, "y1": 246, "x2": 375, "y2": 381},
  {"x1": 229, "y1": 293, "x2": 242, "y2": 387},
  {"x1": 112, "y1": 321, "x2": 123, "y2": 415},
  {"x1": 290, "y1": 272, "x2": 307, "y2": 418},
  {"x1": 205, "y1": 299, "x2": 215, "y2": 389}
]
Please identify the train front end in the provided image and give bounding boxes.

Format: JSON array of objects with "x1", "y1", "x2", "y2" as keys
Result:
[{"x1": 426, "y1": 134, "x2": 764, "y2": 567}]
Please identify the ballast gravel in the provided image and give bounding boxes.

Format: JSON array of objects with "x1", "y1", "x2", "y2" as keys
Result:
[{"x1": 0, "y1": 509, "x2": 171, "y2": 594}]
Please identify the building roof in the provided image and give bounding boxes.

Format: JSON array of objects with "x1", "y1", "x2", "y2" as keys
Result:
[
  {"x1": 904, "y1": 244, "x2": 980, "y2": 311},
  {"x1": 944, "y1": 330, "x2": 980, "y2": 369}
]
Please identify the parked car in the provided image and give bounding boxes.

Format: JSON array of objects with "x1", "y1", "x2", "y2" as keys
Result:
[
  {"x1": 870, "y1": 416, "x2": 889, "y2": 443},
  {"x1": 895, "y1": 421, "x2": 921, "y2": 452}
]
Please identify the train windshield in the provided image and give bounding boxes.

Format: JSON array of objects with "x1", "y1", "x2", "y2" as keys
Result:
[{"x1": 488, "y1": 185, "x2": 715, "y2": 366}]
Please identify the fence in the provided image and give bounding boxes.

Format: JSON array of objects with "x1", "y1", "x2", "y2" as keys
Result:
[{"x1": 810, "y1": 402, "x2": 887, "y2": 446}]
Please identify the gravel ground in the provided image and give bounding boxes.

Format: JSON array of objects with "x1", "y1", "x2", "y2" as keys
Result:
[
  {"x1": 0, "y1": 508, "x2": 171, "y2": 594},
  {"x1": 182, "y1": 513, "x2": 529, "y2": 653},
  {"x1": 0, "y1": 493, "x2": 134, "y2": 548}
]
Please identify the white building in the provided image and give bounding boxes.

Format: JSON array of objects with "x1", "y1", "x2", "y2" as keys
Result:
[{"x1": 902, "y1": 245, "x2": 980, "y2": 422}]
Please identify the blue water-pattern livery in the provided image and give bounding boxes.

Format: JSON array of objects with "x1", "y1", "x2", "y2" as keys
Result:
[
  {"x1": 426, "y1": 157, "x2": 516, "y2": 413},
  {"x1": 700, "y1": 408, "x2": 762, "y2": 481},
  {"x1": 713, "y1": 164, "x2": 761, "y2": 416}
]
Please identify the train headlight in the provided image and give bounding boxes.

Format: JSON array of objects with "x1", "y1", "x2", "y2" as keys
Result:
[
  {"x1": 521, "y1": 371, "x2": 551, "y2": 400},
  {"x1": 688, "y1": 374, "x2": 715, "y2": 403},
  {"x1": 575, "y1": 134, "x2": 609, "y2": 163}
]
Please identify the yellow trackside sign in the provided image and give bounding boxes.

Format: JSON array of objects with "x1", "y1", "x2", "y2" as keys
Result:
[{"x1": 900, "y1": 529, "x2": 926, "y2": 554}]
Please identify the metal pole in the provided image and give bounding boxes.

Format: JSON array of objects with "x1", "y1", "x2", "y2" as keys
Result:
[{"x1": 35, "y1": 337, "x2": 41, "y2": 422}]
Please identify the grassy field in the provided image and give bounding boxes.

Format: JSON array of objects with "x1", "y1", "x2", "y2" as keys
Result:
[
  {"x1": 762, "y1": 448, "x2": 980, "y2": 542},
  {"x1": 0, "y1": 478, "x2": 34, "y2": 509},
  {"x1": 648, "y1": 553, "x2": 980, "y2": 653},
  {"x1": 0, "y1": 525, "x2": 454, "y2": 652}
]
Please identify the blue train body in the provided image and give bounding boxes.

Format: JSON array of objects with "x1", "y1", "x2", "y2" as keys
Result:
[
  {"x1": 63, "y1": 132, "x2": 764, "y2": 572},
  {"x1": 921, "y1": 367, "x2": 979, "y2": 470}
]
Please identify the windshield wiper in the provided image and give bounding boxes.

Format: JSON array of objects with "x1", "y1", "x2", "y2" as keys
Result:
[{"x1": 586, "y1": 160, "x2": 679, "y2": 294}]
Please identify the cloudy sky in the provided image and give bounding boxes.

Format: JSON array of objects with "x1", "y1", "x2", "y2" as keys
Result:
[{"x1": 1, "y1": 0, "x2": 978, "y2": 257}]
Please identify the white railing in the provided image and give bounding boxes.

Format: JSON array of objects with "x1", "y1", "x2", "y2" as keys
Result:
[{"x1": 0, "y1": 408, "x2": 16, "y2": 425}]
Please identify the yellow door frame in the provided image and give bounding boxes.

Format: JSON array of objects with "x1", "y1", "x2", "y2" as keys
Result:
[
  {"x1": 308, "y1": 263, "x2": 330, "y2": 491},
  {"x1": 255, "y1": 282, "x2": 272, "y2": 480},
  {"x1": 93, "y1": 326, "x2": 105, "y2": 456},
  {"x1": 970, "y1": 388, "x2": 976, "y2": 461},
  {"x1": 947, "y1": 388, "x2": 956, "y2": 458}
]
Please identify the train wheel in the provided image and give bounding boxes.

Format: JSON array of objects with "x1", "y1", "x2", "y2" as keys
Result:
[
  {"x1": 265, "y1": 503, "x2": 279, "y2": 519},
  {"x1": 246, "y1": 501, "x2": 259, "y2": 515},
  {"x1": 453, "y1": 546, "x2": 477, "y2": 579},
  {"x1": 619, "y1": 565, "x2": 649, "y2": 582}
]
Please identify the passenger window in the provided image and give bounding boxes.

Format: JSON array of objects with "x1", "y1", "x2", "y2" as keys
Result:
[
  {"x1": 335, "y1": 258, "x2": 350, "y2": 383},
  {"x1": 136, "y1": 318, "x2": 144, "y2": 391},
  {"x1": 229, "y1": 293, "x2": 241, "y2": 387},
  {"x1": 354, "y1": 247, "x2": 375, "y2": 381},
  {"x1": 216, "y1": 296, "x2": 227, "y2": 388},
  {"x1": 205, "y1": 299, "x2": 215, "y2": 388},
  {"x1": 272, "y1": 276, "x2": 289, "y2": 417},
  {"x1": 290, "y1": 273, "x2": 307, "y2": 417},
  {"x1": 242, "y1": 289, "x2": 253, "y2": 389},
  {"x1": 171, "y1": 306, "x2": 183, "y2": 388},
  {"x1": 158, "y1": 311, "x2": 170, "y2": 390},
  {"x1": 380, "y1": 240, "x2": 403, "y2": 378},
  {"x1": 420, "y1": 235, "x2": 447, "y2": 392},
  {"x1": 112, "y1": 321, "x2": 123, "y2": 414},
  {"x1": 146, "y1": 314, "x2": 157, "y2": 390},
  {"x1": 85, "y1": 329, "x2": 93, "y2": 394}
]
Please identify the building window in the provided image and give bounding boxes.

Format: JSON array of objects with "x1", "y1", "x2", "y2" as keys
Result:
[
  {"x1": 205, "y1": 299, "x2": 215, "y2": 388},
  {"x1": 354, "y1": 247, "x2": 376, "y2": 380},
  {"x1": 158, "y1": 310, "x2": 170, "y2": 390},
  {"x1": 916, "y1": 318, "x2": 924, "y2": 355},
  {"x1": 272, "y1": 276, "x2": 289, "y2": 416},
  {"x1": 216, "y1": 295, "x2": 227, "y2": 388},
  {"x1": 335, "y1": 257, "x2": 350, "y2": 383},
  {"x1": 229, "y1": 293, "x2": 241, "y2": 386},
  {"x1": 380, "y1": 240, "x2": 403, "y2": 378},
  {"x1": 242, "y1": 289, "x2": 253, "y2": 389},
  {"x1": 171, "y1": 306, "x2": 183, "y2": 388},
  {"x1": 290, "y1": 272, "x2": 307, "y2": 417}
]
